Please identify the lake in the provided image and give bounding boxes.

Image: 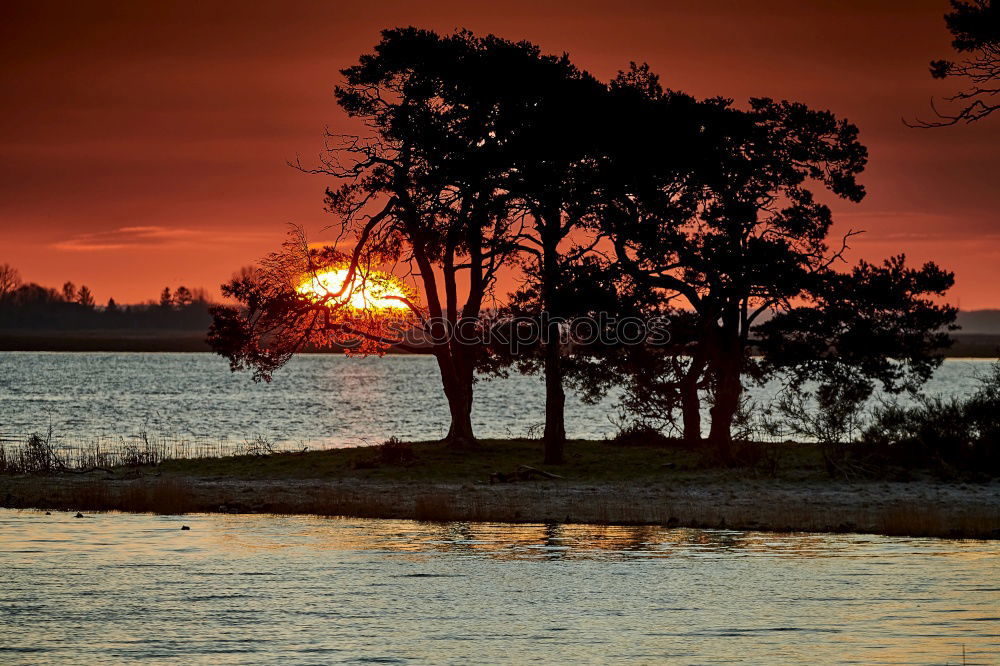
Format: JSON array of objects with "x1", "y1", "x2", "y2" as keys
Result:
[
  {"x1": 1, "y1": 509, "x2": 996, "y2": 664},
  {"x1": 0, "y1": 352, "x2": 996, "y2": 451},
  {"x1": 2, "y1": 356, "x2": 998, "y2": 664}
]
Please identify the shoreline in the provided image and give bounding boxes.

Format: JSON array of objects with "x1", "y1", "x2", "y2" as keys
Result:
[
  {"x1": 3, "y1": 440, "x2": 997, "y2": 539},
  {"x1": 3, "y1": 474, "x2": 997, "y2": 540}
]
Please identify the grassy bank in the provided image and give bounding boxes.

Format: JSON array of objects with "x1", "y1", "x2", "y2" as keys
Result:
[{"x1": 2, "y1": 439, "x2": 998, "y2": 539}]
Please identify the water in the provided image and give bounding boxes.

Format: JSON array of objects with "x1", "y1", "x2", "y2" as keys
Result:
[
  {"x1": 0, "y1": 353, "x2": 995, "y2": 450},
  {"x1": 0, "y1": 510, "x2": 996, "y2": 664}
]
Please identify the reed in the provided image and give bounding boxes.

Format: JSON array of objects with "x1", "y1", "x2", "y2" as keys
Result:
[{"x1": 0, "y1": 429, "x2": 295, "y2": 475}]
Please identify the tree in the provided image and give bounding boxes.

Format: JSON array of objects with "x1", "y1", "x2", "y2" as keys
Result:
[
  {"x1": 481, "y1": 61, "x2": 710, "y2": 463},
  {"x1": 105, "y1": 298, "x2": 119, "y2": 313},
  {"x1": 603, "y1": 82, "x2": 957, "y2": 457},
  {"x1": 696, "y1": 99, "x2": 871, "y2": 457},
  {"x1": 758, "y1": 256, "x2": 957, "y2": 396},
  {"x1": 175, "y1": 286, "x2": 193, "y2": 307},
  {"x1": 62, "y1": 281, "x2": 76, "y2": 303},
  {"x1": 324, "y1": 29, "x2": 531, "y2": 446},
  {"x1": 76, "y1": 285, "x2": 95, "y2": 308},
  {"x1": 0, "y1": 264, "x2": 20, "y2": 299},
  {"x1": 9, "y1": 283, "x2": 61, "y2": 306},
  {"x1": 604, "y1": 69, "x2": 883, "y2": 458},
  {"x1": 210, "y1": 230, "x2": 422, "y2": 379},
  {"x1": 212, "y1": 29, "x2": 527, "y2": 446},
  {"x1": 597, "y1": 64, "x2": 721, "y2": 444},
  {"x1": 463, "y1": 40, "x2": 609, "y2": 464},
  {"x1": 159, "y1": 287, "x2": 173, "y2": 308},
  {"x1": 911, "y1": 0, "x2": 999, "y2": 126}
]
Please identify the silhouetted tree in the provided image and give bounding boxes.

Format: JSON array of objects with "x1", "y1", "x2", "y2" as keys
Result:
[
  {"x1": 16, "y1": 284, "x2": 61, "y2": 305},
  {"x1": 758, "y1": 257, "x2": 957, "y2": 473},
  {"x1": 912, "y1": 0, "x2": 999, "y2": 126},
  {"x1": 175, "y1": 286, "x2": 193, "y2": 307},
  {"x1": 210, "y1": 230, "x2": 422, "y2": 374},
  {"x1": 322, "y1": 29, "x2": 529, "y2": 446},
  {"x1": 602, "y1": 66, "x2": 887, "y2": 458},
  {"x1": 0, "y1": 264, "x2": 20, "y2": 299},
  {"x1": 479, "y1": 61, "x2": 708, "y2": 463},
  {"x1": 76, "y1": 286, "x2": 95, "y2": 308},
  {"x1": 61, "y1": 281, "x2": 76, "y2": 303},
  {"x1": 757, "y1": 256, "x2": 957, "y2": 394},
  {"x1": 159, "y1": 287, "x2": 173, "y2": 308},
  {"x1": 597, "y1": 64, "x2": 720, "y2": 444},
  {"x1": 0, "y1": 280, "x2": 211, "y2": 330},
  {"x1": 212, "y1": 29, "x2": 531, "y2": 446},
  {"x1": 469, "y1": 40, "x2": 609, "y2": 463},
  {"x1": 208, "y1": 31, "x2": 959, "y2": 459}
]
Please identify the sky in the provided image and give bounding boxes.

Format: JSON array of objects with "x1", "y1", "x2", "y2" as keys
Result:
[{"x1": 1, "y1": 0, "x2": 998, "y2": 307}]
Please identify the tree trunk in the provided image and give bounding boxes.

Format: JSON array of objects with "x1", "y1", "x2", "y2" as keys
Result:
[
  {"x1": 543, "y1": 332, "x2": 566, "y2": 464},
  {"x1": 435, "y1": 347, "x2": 477, "y2": 448},
  {"x1": 679, "y1": 347, "x2": 707, "y2": 445},
  {"x1": 444, "y1": 386, "x2": 476, "y2": 448},
  {"x1": 540, "y1": 211, "x2": 566, "y2": 465},
  {"x1": 707, "y1": 360, "x2": 741, "y2": 462},
  {"x1": 680, "y1": 379, "x2": 701, "y2": 445}
]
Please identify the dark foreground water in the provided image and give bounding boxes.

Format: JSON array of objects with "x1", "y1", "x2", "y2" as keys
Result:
[
  {"x1": 0, "y1": 510, "x2": 997, "y2": 664},
  {"x1": 0, "y1": 353, "x2": 996, "y2": 450}
]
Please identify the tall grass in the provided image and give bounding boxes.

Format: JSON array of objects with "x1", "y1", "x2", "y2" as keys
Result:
[{"x1": 0, "y1": 429, "x2": 290, "y2": 475}]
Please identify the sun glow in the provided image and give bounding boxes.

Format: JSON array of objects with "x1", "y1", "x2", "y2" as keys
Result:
[{"x1": 297, "y1": 267, "x2": 411, "y2": 311}]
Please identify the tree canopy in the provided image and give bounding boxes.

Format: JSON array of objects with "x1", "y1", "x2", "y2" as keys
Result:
[
  {"x1": 210, "y1": 28, "x2": 957, "y2": 462},
  {"x1": 913, "y1": 0, "x2": 999, "y2": 126}
]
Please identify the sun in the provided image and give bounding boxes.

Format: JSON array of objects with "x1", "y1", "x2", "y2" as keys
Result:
[{"x1": 297, "y1": 266, "x2": 412, "y2": 311}]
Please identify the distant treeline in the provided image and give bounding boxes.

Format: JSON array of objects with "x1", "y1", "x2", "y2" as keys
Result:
[{"x1": 0, "y1": 263, "x2": 212, "y2": 331}]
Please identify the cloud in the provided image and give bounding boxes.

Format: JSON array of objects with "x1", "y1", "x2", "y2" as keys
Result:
[{"x1": 53, "y1": 226, "x2": 273, "y2": 251}]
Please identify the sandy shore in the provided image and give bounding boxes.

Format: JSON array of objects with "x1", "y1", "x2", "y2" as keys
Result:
[{"x1": 2, "y1": 474, "x2": 997, "y2": 539}]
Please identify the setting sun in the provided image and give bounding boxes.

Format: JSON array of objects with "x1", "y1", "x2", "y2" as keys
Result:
[{"x1": 297, "y1": 266, "x2": 411, "y2": 311}]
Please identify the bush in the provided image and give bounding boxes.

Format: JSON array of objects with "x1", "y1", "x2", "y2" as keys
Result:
[
  {"x1": 771, "y1": 380, "x2": 871, "y2": 447},
  {"x1": 378, "y1": 437, "x2": 416, "y2": 466},
  {"x1": 0, "y1": 430, "x2": 66, "y2": 474},
  {"x1": 606, "y1": 423, "x2": 675, "y2": 448},
  {"x1": 237, "y1": 434, "x2": 277, "y2": 457},
  {"x1": 861, "y1": 363, "x2": 1000, "y2": 476}
]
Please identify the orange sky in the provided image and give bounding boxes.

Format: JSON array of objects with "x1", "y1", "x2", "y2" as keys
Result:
[{"x1": 1, "y1": 0, "x2": 998, "y2": 307}]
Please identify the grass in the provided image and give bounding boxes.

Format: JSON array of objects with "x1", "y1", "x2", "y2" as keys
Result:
[
  {"x1": 2, "y1": 438, "x2": 996, "y2": 539},
  {"x1": 151, "y1": 438, "x2": 825, "y2": 483},
  {"x1": 0, "y1": 432, "x2": 986, "y2": 485},
  {"x1": 0, "y1": 431, "x2": 282, "y2": 475}
]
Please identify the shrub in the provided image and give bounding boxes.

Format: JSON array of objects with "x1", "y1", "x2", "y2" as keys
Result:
[
  {"x1": 606, "y1": 423, "x2": 675, "y2": 448},
  {"x1": 237, "y1": 434, "x2": 277, "y2": 457},
  {"x1": 1, "y1": 430, "x2": 66, "y2": 474},
  {"x1": 771, "y1": 379, "x2": 870, "y2": 447},
  {"x1": 378, "y1": 437, "x2": 416, "y2": 466},
  {"x1": 861, "y1": 362, "x2": 1000, "y2": 476}
]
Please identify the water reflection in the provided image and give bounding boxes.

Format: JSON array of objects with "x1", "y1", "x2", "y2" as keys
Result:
[
  {"x1": 202, "y1": 517, "x2": 995, "y2": 562},
  {"x1": 1, "y1": 510, "x2": 996, "y2": 664}
]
